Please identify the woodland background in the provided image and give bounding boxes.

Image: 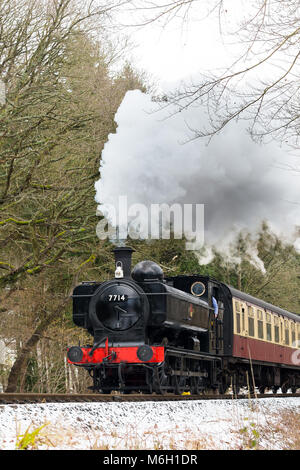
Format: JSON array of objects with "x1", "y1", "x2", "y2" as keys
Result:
[{"x1": 0, "y1": 0, "x2": 299, "y2": 394}]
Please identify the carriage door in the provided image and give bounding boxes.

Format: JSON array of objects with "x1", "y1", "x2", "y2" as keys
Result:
[{"x1": 209, "y1": 285, "x2": 224, "y2": 355}]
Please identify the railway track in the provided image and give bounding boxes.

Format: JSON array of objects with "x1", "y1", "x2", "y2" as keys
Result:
[{"x1": 0, "y1": 392, "x2": 300, "y2": 405}]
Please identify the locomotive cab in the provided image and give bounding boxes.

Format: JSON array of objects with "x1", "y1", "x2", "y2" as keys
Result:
[{"x1": 164, "y1": 275, "x2": 232, "y2": 356}]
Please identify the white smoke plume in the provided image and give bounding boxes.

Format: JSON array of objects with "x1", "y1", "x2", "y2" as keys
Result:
[{"x1": 95, "y1": 90, "x2": 300, "y2": 268}]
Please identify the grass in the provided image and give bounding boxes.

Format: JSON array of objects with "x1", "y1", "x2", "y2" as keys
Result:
[
  {"x1": 257, "y1": 410, "x2": 300, "y2": 450},
  {"x1": 15, "y1": 422, "x2": 49, "y2": 450}
]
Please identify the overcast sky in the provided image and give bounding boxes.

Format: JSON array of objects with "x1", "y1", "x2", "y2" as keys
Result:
[{"x1": 117, "y1": 1, "x2": 251, "y2": 86}]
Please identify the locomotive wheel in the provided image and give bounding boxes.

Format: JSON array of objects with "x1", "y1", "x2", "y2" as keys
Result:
[
  {"x1": 258, "y1": 386, "x2": 266, "y2": 394},
  {"x1": 218, "y1": 375, "x2": 229, "y2": 395},
  {"x1": 171, "y1": 358, "x2": 187, "y2": 395},
  {"x1": 101, "y1": 388, "x2": 112, "y2": 394},
  {"x1": 281, "y1": 383, "x2": 289, "y2": 394},
  {"x1": 145, "y1": 369, "x2": 153, "y2": 394},
  {"x1": 154, "y1": 364, "x2": 169, "y2": 395},
  {"x1": 272, "y1": 386, "x2": 279, "y2": 394},
  {"x1": 232, "y1": 375, "x2": 240, "y2": 396},
  {"x1": 172, "y1": 375, "x2": 186, "y2": 395},
  {"x1": 191, "y1": 376, "x2": 202, "y2": 395}
]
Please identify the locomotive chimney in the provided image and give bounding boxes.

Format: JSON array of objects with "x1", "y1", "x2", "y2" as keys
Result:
[{"x1": 113, "y1": 246, "x2": 135, "y2": 278}]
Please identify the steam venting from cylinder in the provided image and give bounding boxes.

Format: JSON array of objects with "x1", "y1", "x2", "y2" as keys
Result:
[{"x1": 113, "y1": 246, "x2": 135, "y2": 278}]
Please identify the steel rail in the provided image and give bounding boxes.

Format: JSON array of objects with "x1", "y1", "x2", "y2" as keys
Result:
[{"x1": 0, "y1": 392, "x2": 299, "y2": 405}]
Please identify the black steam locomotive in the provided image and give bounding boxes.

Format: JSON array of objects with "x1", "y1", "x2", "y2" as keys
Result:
[{"x1": 67, "y1": 247, "x2": 300, "y2": 394}]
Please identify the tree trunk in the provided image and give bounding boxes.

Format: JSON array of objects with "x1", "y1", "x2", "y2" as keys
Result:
[{"x1": 5, "y1": 296, "x2": 69, "y2": 393}]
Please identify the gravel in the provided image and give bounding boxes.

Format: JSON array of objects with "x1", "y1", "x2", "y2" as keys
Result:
[{"x1": 0, "y1": 397, "x2": 299, "y2": 450}]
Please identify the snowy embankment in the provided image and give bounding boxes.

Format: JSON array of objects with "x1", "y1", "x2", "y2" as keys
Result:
[{"x1": 0, "y1": 397, "x2": 299, "y2": 450}]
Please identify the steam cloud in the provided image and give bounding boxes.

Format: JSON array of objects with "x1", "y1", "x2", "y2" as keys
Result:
[{"x1": 95, "y1": 90, "x2": 300, "y2": 268}]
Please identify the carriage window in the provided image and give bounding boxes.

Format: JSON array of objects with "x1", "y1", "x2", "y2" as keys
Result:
[
  {"x1": 248, "y1": 306, "x2": 255, "y2": 337},
  {"x1": 257, "y1": 310, "x2": 264, "y2": 339},
  {"x1": 235, "y1": 301, "x2": 241, "y2": 333},
  {"x1": 285, "y1": 319, "x2": 290, "y2": 346},
  {"x1": 266, "y1": 313, "x2": 272, "y2": 341},
  {"x1": 291, "y1": 322, "x2": 296, "y2": 346},
  {"x1": 274, "y1": 316, "x2": 280, "y2": 343},
  {"x1": 241, "y1": 307, "x2": 245, "y2": 333},
  {"x1": 236, "y1": 312, "x2": 241, "y2": 333},
  {"x1": 266, "y1": 323, "x2": 272, "y2": 341},
  {"x1": 248, "y1": 318, "x2": 255, "y2": 337}
]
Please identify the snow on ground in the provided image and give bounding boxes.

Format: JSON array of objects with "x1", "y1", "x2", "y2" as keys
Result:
[{"x1": 0, "y1": 397, "x2": 299, "y2": 450}]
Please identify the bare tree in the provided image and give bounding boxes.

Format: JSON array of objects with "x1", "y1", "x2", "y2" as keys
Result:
[
  {"x1": 0, "y1": 0, "x2": 131, "y2": 289},
  {"x1": 123, "y1": 0, "x2": 300, "y2": 146},
  {"x1": 0, "y1": 0, "x2": 148, "y2": 392},
  {"x1": 118, "y1": 1, "x2": 207, "y2": 25}
]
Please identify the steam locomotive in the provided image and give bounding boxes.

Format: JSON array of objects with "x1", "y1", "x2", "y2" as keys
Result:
[{"x1": 67, "y1": 247, "x2": 300, "y2": 394}]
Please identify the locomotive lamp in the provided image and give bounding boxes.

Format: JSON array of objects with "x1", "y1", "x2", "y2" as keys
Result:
[
  {"x1": 113, "y1": 246, "x2": 135, "y2": 278},
  {"x1": 115, "y1": 261, "x2": 124, "y2": 278}
]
